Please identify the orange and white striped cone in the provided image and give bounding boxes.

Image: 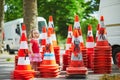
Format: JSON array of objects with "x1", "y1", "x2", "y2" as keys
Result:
[
  {"x1": 86, "y1": 25, "x2": 95, "y2": 69},
  {"x1": 66, "y1": 29, "x2": 88, "y2": 78},
  {"x1": 21, "y1": 24, "x2": 27, "y2": 35},
  {"x1": 13, "y1": 32, "x2": 35, "y2": 80},
  {"x1": 73, "y1": 15, "x2": 87, "y2": 67},
  {"x1": 38, "y1": 30, "x2": 60, "y2": 78},
  {"x1": 48, "y1": 16, "x2": 57, "y2": 47},
  {"x1": 94, "y1": 16, "x2": 112, "y2": 74},
  {"x1": 73, "y1": 15, "x2": 84, "y2": 48},
  {"x1": 95, "y1": 24, "x2": 100, "y2": 46},
  {"x1": 62, "y1": 25, "x2": 73, "y2": 70},
  {"x1": 15, "y1": 24, "x2": 27, "y2": 70},
  {"x1": 48, "y1": 16, "x2": 60, "y2": 65},
  {"x1": 40, "y1": 26, "x2": 47, "y2": 56}
]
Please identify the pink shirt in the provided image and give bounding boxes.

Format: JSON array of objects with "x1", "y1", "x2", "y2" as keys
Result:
[{"x1": 30, "y1": 39, "x2": 39, "y2": 53}]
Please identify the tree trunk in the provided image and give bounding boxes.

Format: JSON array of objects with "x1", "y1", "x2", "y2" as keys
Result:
[
  {"x1": 23, "y1": 0, "x2": 38, "y2": 38},
  {"x1": 0, "y1": 0, "x2": 5, "y2": 53}
]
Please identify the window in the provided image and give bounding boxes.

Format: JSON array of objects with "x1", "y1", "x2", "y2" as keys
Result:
[{"x1": 38, "y1": 21, "x2": 46, "y2": 33}]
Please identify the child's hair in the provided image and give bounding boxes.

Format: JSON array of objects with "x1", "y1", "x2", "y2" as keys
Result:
[{"x1": 29, "y1": 28, "x2": 39, "y2": 38}]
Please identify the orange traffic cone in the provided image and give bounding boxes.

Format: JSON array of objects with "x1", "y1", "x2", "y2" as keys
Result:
[
  {"x1": 73, "y1": 15, "x2": 84, "y2": 48},
  {"x1": 66, "y1": 29, "x2": 88, "y2": 78},
  {"x1": 62, "y1": 25, "x2": 73, "y2": 70},
  {"x1": 38, "y1": 30, "x2": 60, "y2": 78},
  {"x1": 15, "y1": 24, "x2": 27, "y2": 70},
  {"x1": 95, "y1": 24, "x2": 100, "y2": 45},
  {"x1": 73, "y1": 15, "x2": 87, "y2": 67},
  {"x1": 94, "y1": 16, "x2": 112, "y2": 74},
  {"x1": 48, "y1": 16, "x2": 57, "y2": 47},
  {"x1": 13, "y1": 32, "x2": 34, "y2": 80},
  {"x1": 86, "y1": 25, "x2": 95, "y2": 69},
  {"x1": 40, "y1": 26, "x2": 47, "y2": 56},
  {"x1": 48, "y1": 16, "x2": 60, "y2": 65},
  {"x1": 21, "y1": 24, "x2": 27, "y2": 34}
]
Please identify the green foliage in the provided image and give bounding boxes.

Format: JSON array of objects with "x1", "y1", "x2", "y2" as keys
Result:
[
  {"x1": 4, "y1": 0, "x2": 100, "y2": 43},
  {"x1": 5, "y1": 0, "x2": 23, "y2": 22},
  {"x1": 37, "y1": 0, "x2": 100, "y2": 40}
]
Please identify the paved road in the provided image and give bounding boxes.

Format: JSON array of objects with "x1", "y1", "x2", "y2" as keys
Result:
[
  {"x1": 0, "y1": 52, "x2": 14, "y2": 80},
  {"x1": 0, "y1": 51, "x2": 120, "y2": 80}
]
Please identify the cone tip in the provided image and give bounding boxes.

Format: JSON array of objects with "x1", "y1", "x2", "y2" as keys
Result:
[
  {"x1": 68, "y1": 25, "x2": 72, "y2": 31},
  {"x1": 88, "y1": 24, "x2": 92, "y2": 30},
  {"x1": 75, "y1": 15, "x2": 79, "y2": 22},
  {"x1": 42, "y1": 26, "x2": 46, "y2": 33},
  {"x1": 100, "y1": 16, "x2": 104, "y2": 21},
  {"x1": 49, "y1": 16, "x2": 53, "y2": 22},
  {"x1": 22, "y1": 24, "x2": 26, "y2": 31}
]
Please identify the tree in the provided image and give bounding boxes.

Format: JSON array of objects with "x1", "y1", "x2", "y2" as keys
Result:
[
  {"x1": 23, "y1": 0, "x2": 38, "y2": 38},
  {"x1": 5, "y1": 0, "x2": 23, "y2": 22},
  {"x1": 0, "y1": 0, "x2": 5, "y2": 52},
  {"x1": 37, "y1": 0, "x2": 100, "y2": 41}
]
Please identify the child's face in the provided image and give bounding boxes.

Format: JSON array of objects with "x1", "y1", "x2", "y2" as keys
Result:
[{"x1": 33, "y1": 30, "x2": 39, "y2": 38}]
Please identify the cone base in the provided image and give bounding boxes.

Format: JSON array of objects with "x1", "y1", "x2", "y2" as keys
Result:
[
  {"x1": 66, "y1": 67, "x2": 88, "y2": 75},
  {"x1": 13, "y1": 70, "x2": 35, "y2": 79}
]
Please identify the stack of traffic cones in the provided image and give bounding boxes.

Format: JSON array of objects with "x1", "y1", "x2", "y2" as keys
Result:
[
  {"x1": 94, "y1": 16, "x2": 112, "y2": 74},
  {"x1": 73, "y1": 15, "x2": 87, "y2": 67},
  {"x1": 38, "y1": 30, "x2": 60, "y2": 78},
  {"x1": 62, "y1": 25, "x2": 73, "y2": 70},
  {"x1": 66, "y1": 29, "x2": 88, "y2": 78},
  {"x1": 86, "y1": 25, "x2": 95, "y2": 69},
  {"x1": 48, "y1": 16, "x2": 60, "y2": 65},
  {"x1": 13, "y1": 28, "x2": 35, "y2": 79}
]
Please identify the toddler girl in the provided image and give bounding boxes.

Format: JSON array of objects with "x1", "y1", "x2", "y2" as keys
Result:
[{"x1": 29, "y1": 28, "x2": 42, "y2": 71}]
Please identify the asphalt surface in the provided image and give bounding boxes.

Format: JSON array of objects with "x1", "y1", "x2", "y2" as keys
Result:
[{"x1": 0, "y1": 51, "x2": 120, "y2": 80}]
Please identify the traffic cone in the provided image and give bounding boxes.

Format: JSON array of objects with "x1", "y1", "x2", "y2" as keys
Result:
[
  {"x1": 73, "y1": 15, "x2": 87, "y2": 67},
  {"x1": 73, "y1": 15, "x2": 84, "y2": 48},
  {"x1": 48, "y1": 16, "x2": 57, "y2": 47},
  {"x1": 15, "y1": 24, "x2": 27, "y2": 70},
  {"x1": 48, "y1": 16, "x2": 60, "y2": 65},
  {"x1": 38, "y1": 30, "x2": 60, "y2": 78},
  {"x1": 95, "y1": 24, "x2": 100, "y2": 45},
  {"x1": 40, "y1": 26, "x2": 47, "y2": 56},
  {"x1": 21, "y1": 24, "x2": 27, "y2": 35},
  {"x1": 66, "y1": 29, "x2": 88, "y2": 78},
  {"x1": 86, "y1": 25, "x2": 95, "y2": 69},
  {"x1": 94, "y1": 16, "x2": 112, "y2": 74},
  {"x1": 13, "y1": 32, "x2": 35, "y2": 80},
  {"x1": 62, "y1": 25, "x2": 73, "y2": 70}
]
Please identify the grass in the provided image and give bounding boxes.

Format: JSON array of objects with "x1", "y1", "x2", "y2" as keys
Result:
[
  {"x1": 99, "y1": 74, "x2": 120, "y2": 80},
  {"x1": 6, "y1": 58, "x2": 12, "y2": 62}
]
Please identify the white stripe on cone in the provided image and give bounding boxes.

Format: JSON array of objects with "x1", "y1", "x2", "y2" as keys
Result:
[
  {"x1": 71, "y1": 53, "x2": 83, "y2": 61},
  {"x1": 20, "y1": 41, "x2": 28, "y2": 49},
  {"x1": 41, "y1": 33, "x2": 47, "y2": 39},
  {"x1": 68, "y1": 32, "x2": 72, "y2": 38},
  {"x1": 43, "y1": 53, "x2": 55, "y2": 60},
  {"x1": 65, "y1": 44, "x2": 71, "y2": 50},
  {"x1": 18, "y1": 57, "x2": 30, "y2": 65},
  {"x1": 48, "y1": 22, "x2": 54, "y2": 28},
  {"x1": 51, "y1": 34, "x2": 57, "y2": 41},
  {"x1": 86, "y1": 42, "x2": 94, "y2": 48},
  {"x1": 74, "y1": 22, "x2": 80, "y2": 28}
]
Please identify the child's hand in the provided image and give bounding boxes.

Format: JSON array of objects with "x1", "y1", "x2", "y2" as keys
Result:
[{"x1": 31, "y1": 53, "x2": 34, "y2": 56}]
